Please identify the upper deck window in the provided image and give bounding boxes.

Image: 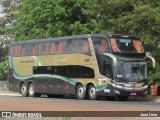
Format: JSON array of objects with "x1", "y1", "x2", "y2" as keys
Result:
[
  {"x1": 76, "y1": 39, "x2": 90, "y2": 54},
  {"x1": 92, "y1": 38, "x2": 109, "y2": 53},
  {"x1": 110, "y1": 38, "x2": 143, "y2": 53}
]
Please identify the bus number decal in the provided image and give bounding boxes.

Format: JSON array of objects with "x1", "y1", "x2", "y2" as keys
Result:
[{"x1": 85, "y1": 59, "x2": 90, "y2": 62}]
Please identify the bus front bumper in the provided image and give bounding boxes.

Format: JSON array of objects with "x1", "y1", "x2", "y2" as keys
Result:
[{"x1": 97, "y1": 83, "x2": 148, "y2": 97}]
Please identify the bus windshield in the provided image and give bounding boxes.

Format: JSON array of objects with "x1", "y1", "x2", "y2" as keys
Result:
[
  {"x1": 116, "y1": 61, "x2": 146, "y2": 82},
  {"x1": 110, "y1": 38, "x2": 144, "y2": 53}
]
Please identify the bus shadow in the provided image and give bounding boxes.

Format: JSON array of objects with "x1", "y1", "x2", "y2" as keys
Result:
[{"x1": 40, "y1": 94, "x2": 159, "y2": 102}]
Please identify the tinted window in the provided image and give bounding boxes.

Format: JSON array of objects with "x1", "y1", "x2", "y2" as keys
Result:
[
  {"x1": 74, "y1": 65, "x2": 94, "y2": 78},
  {"x1": 39, "y1": 42, "x2": 50, "y2": 55},
  {"x1": 50, "y1": 41, "x2": 57, "y2": 54},
  {"x1": 57, "y1": 41, "x2": 63, "y2": 54},
  {"x1": 32, "y1": 44, "x2": 37, "y2": 56},
  {"x1": 27, "y1": 44, "x2": 33, "y2": 56},
  {"x1": 17, "y1": 45, "x2": 21, "y2": 57},
  {"x1": 14, "y1": 45, "x2": 18, "y2": 56},
  {"x1": 21, "y1": 44, "x2": 27, "y2": 56},
  {"x1": 33, "y1": 65, "x2": 95, "y2": 78},
  {"x1": 92, "y1": 37, "x2": 109, "y2": 53},
  {"x1": 64, "y1": 40, "x2": 76, "y2": 54},
  {"x1": 76, "y1": 39, "x2": 90, "y2": 54}
]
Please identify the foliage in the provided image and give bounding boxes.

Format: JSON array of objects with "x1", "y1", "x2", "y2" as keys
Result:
[
  {"x1": 8, "y1": 0, "x2": 101, "y2": 41},
  {"x1": 0, "y1": 0, "x2": 18, "y2": 81},
  {"x1": 148, "y1": 63, "x2": 160, "y2": 86},
  {"x1": 0, "y1": 59, "x2": 8, "y2": 81}
]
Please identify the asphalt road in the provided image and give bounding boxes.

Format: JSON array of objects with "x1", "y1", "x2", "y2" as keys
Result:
[
  {"x1": 0, "y1": 94, "x2": 160, "y2": 111},
  {"x1": 0, "y1": 94, "x2": 160, "y2": 120}
]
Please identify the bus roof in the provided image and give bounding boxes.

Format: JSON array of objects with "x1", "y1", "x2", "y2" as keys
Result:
[
  {"x1": 108, "y1": 34, "x2": 140, "y2": 39},
  {"x1": 10, "y1": 34, "x2": 140, "y2": 45}
]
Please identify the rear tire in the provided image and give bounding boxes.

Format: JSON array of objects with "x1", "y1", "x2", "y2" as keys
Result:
[
  {"x1": 28, "y1": 83, "x2": 41, "y2": 97},
  {"x1": 21, "y1": 83, "x2": 28, "y2": 97},
  {"x1": 76, "y1": 84, "x2": 86, "y2": 100},
  {"x1": 88, "y1": 85, "x2": 97, "y2": 100}
]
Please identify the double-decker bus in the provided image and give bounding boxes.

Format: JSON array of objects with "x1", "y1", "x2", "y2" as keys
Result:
[{"x1": 8, "y1": 34, "x2": 155, "y2": 101}]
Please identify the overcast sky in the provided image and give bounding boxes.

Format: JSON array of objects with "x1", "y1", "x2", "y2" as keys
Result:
[{"x1": 0, "y1": 4, "x2": 5, "y2": 18}]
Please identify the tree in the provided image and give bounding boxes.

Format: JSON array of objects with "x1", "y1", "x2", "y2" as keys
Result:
[
  {"x1": 9, "y1": 0, "x2": 101, "y2": 41},
  {"x1": 6, "y1": 0, "x2": 160, "y2": 83},
  {"x1": 81, "y1": 0, "x2": 160, "y2": 84},
  {"x1": 0, "y1": 0, "x2": 20, "y2": 80}
]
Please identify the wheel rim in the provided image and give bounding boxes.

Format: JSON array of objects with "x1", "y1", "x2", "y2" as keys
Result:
[
  {"x1": 21, "y1": 85, "x2": 27, "y2": 95},
  {"x1": 90, "y1": 87, "x2": 96, "y2": 98},
  {"x1": 78, "y1": 87, "x2": 84, "y2": 97},
  {"x1": 29, "y1": 85, "x2": 34, "y2": 96}
]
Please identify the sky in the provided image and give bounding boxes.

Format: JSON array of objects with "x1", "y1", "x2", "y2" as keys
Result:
[{"x1": 0, "y1": 4, "x2": 5, "y2": 18}]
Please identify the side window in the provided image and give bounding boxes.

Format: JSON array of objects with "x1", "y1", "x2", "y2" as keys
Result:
[
  {"x1": 46, "y1": 42, "x2": 50, "y2": 54},
  {"x1": 40, "y1": 42, "x2": 50, "y2": 55},
  {"x1": 57, "y1": 41, "x2": 63, "y2": 54},
  {"x1": 54, "y1": 66, "x2": 67, "y2": 77},
  {"x1": 21, "y1": 45, "x2": 27, "y2": 56},
  {"x1": 67, "y1": 66, "x2": 74, "y2": 78},
  {"x1": 64, "y1": 40, "x2": 76, "y2": 54},
  {"x1": 14, "y1": 45, "x2": 18, "y2": 57},
  {"x1": 50, "y1": 41, "x2": 57, "y2": 54},
  {"x1": 38, "y1": 43, "x2": 42, "y2": 55},
  {"x1": 25, "y1": 45, "x2": 28, "y2": 56},
  {"x1": 92, "y1": 38, "x2": 109, "y2": 53},
  {"x1": 32, "y1": 44, "x2": 37, "y2": 56},
  {"x1": 74, "y1": 66, "x2": 81, "y2": 78},
  {"x1": 17, "y1": 45, "x2": 21, "y2": 57},
  {"x1": 76, "y1": 39, "x2": 90, "y2": 54},
  {"x1": 74, "y1": 66, "x2": 95, "y2": 78},
  {"x1": 98, "y1": 39, "x2": 109, "y2": 53},
  {"x1": 76, "y1": 40, "x2": 83, "y2": 53},
  {"x1": 82, "y1": 39, "x2": 89, "y2": 53},
  {"x1": 27, "y1": 44, "x2": 32, "y2": 56},
  {"x1": 103, "y1": 63, "x2": 111, "y2": 78}
]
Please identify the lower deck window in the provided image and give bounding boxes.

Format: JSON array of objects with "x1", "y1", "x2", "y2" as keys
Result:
[{"x1": 33, "y1": 65, "x2": 95, "y2": 78}]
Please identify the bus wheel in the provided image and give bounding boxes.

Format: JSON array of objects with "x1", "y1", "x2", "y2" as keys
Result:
[
  {"x1": 28, "y1": 83, "x2": 41, "y2": 97},
  {"x1": 76, "y1": 84, "x2": 86, "y2": 100},
  {"x1": 88, "y1": 85, "x2": 97, "y2": 100},
  {"x1": 21, "y1": 83, "x2": 28, "y2": 97},
  {"x1": 118, "y1": 96, "x2": 129, "y2": 101}
]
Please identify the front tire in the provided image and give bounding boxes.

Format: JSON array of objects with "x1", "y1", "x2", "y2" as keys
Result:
[
  {"x1": 21, "y1": 83, "x2": 28, "y2": 97},
  {"x1": 88, "y1": 85, "x2": 97, "y2": 100},
  {"x1": 28, "y1": 83, "x2": 41, "y2": 97},
  {"x1": 76, "y1": 84, "x2": 86, "y2": 100}
]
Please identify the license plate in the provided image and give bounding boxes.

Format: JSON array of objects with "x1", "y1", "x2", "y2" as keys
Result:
[{"x1": 130, "y1": 92, "x2": 137, "y2": 96}]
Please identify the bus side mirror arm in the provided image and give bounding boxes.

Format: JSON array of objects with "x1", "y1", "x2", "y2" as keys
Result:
[
  {"x1": 145, "y1": 55, "x2": 156, "y2": 68},
  {"x1": 103, "y1": 53, "x2": 118, "y2": 67}
]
